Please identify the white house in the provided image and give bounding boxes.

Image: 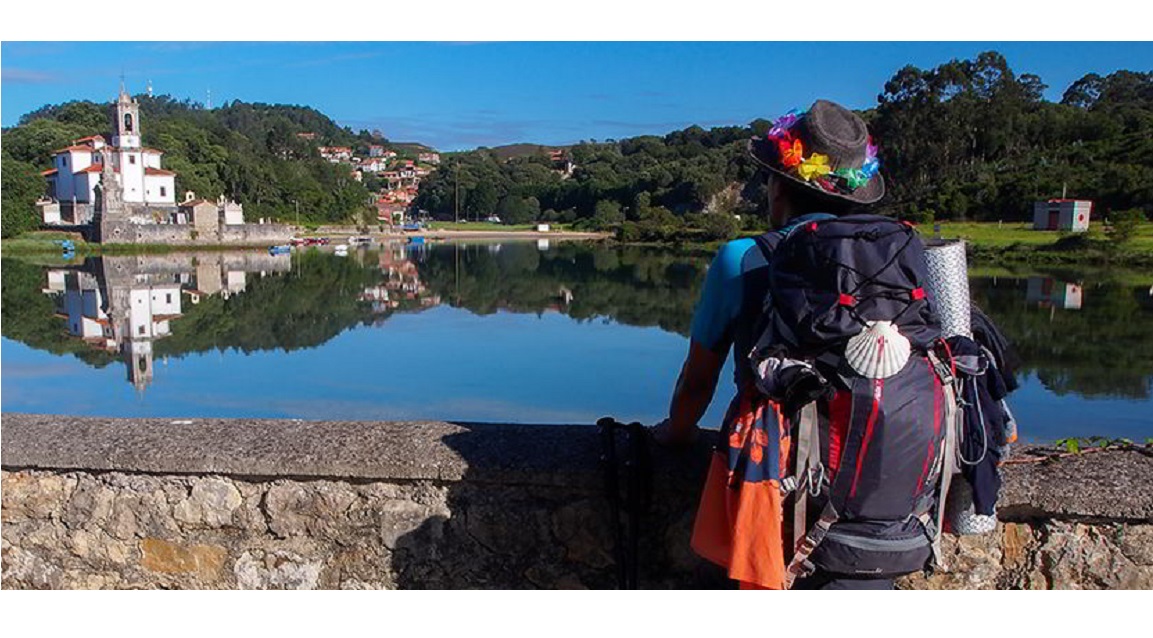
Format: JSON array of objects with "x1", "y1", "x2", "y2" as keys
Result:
[{"x1": 40, "y1": 87, "x2": 177, "y2": 224}]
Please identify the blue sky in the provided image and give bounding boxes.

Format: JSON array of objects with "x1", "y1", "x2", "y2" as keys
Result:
[{"x1": 3, "y1": 42, "x2": 1152, "y2": 151}]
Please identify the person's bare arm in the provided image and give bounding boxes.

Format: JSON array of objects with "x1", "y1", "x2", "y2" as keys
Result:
[{"x1": 654, "y1": 339, "x2": 725, "y2": 446}]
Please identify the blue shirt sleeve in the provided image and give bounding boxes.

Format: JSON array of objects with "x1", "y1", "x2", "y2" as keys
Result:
[{"x1": 690, "y1": 238, "x2": 754, "y2": 354}]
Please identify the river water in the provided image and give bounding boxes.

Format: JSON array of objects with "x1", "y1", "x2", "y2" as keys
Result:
[{"x1": 2, "y1": 241, "x2": 1151, "y2": 443}]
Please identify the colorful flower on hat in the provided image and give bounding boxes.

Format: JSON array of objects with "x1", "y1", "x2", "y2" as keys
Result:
[
  {"x1": 860, "y1": 136, "x2": 881, "y2": 179},
  {"x1": 777, "y1": 136, "x2": 804, "y2": 168},
  {"x1": 797, "y1": 153, "x2": 831, "y2": 182},
  {"x1": 835, "y1": 167, "x2": 870, "y2": 190},
  {"x1": 767, "y1": 108, "x2": 805, "y2": 139}
]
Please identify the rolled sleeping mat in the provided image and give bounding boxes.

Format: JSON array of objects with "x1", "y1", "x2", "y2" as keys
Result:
[
  {"x1": 945, "y1": 479, "x2": 998, "y2": 535},
  {"x1": 923, "y1": 239, "x2": 972, "y2": 339},
  {"x1": 924, "y1": 239, "x2": 995, "y2": 534}
]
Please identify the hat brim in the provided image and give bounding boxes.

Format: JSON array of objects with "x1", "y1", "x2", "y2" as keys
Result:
[{"x1": 747, "y1": 137, "x2": 885, "y2": 206}]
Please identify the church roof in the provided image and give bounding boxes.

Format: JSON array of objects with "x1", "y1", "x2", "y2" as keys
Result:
[
  {"x1": 73, "y1": 135, "x2": 106, "y2": 144},
  {"x1": 54, "y1": 145, "x2": 97, "y2": 154},
  {"x1": 145, "y1": 167, "x2": 176, "y2": 176},
  {"x1": 75, "y1": 164, "x2": 108, "y2": 174}
]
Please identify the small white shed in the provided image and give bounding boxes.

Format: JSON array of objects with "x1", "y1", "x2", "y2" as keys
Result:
[{"x1": 1033, "y1": 199, "x2": 1091, "y2": 232}]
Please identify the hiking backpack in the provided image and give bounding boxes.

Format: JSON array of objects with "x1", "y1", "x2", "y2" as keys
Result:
[{"x1": 749, "y1": 214, "x2": 961, "y2": 587}]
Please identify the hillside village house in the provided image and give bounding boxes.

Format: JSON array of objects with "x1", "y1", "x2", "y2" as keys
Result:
[
  {"x1": 318, "y1": 146, "x2": 353, "y2": 163},
  {"x1": 418, "y1": 152, "x2": 440, "y2": 165},
  {"x1": 39, "y1": 87, "x2": 176, "y2": 225}
]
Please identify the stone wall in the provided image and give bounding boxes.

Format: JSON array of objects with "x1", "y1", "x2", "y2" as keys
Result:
[
  {"x1": 88, "y1": 219, "x2": 292, "y2": 246},
  {"x1": 2, "y1": 415, "x2": 1150, "y2": 590},
  {"x1": 219, "y1": 222, "x2": 293, "y2": 245}
]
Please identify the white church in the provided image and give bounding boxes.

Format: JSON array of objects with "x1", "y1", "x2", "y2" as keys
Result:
[{"x1": 40, "y1": 86, "x2": 178, "y2": 225}]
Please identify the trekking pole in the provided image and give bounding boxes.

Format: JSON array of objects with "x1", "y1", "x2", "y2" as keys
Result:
[
  {"x1": 624, "y1": 421, "x2": 652, "y2": 590},
  {"x1": 597, "y1": 417, "x2": 629, "y2": 590}
]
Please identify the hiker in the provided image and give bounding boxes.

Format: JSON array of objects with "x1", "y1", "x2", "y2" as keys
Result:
[{"x1": 654, "y1": 99, "x2": 956, "y2": 590}]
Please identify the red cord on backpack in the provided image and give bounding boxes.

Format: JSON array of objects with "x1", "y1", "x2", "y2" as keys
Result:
[{"x1": 939, "y1": 338, "x2": 957, "y2": 377}]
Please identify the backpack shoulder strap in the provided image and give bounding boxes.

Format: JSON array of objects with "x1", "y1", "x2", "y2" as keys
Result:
[{"x1": 752, "y1": 231, "x2": 784, "y2": 263}]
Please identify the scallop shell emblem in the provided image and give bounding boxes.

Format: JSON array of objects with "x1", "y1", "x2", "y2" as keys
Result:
[{"x1": 844, "y1": 320, "x2": 911, "y2": 379}]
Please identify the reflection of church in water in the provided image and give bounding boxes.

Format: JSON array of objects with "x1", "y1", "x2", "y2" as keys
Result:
[{"x1": 42, "y1": 253, "x2": 291, "y2": 391}]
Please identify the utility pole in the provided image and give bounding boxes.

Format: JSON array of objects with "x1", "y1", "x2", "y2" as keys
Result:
[
  {"x1": 294, "y1": 199, "x2": 299, "y2": 228},
  {"x1": 454, "y1": 161, "x2": 460, "y2": 224}
]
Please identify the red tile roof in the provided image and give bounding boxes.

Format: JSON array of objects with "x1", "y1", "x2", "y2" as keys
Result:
[
  {"x1": 73, "y1": 135, "x2": 106, "y2": 144},
  {"x1": 180, "y1": 199, "x2": 215, "y2": 207},
  {"x1": 41, "y1": 168, "x2": 59, "y2": 176},
  {"x1": 141, "y1": 147, "x2": 164, "y2": 154},
  {"x1": 76, "y1": 164, "x2": 105, "y2": 174},
  {"x1": 54, "y1": 145, "x2": 97, "y2": 154},
  {"x1": 145, "y1": 167, "x2": 176, "y2": 176}
]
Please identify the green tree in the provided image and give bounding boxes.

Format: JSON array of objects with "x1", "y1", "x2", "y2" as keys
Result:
[
  {"x1": 592, "y1": 199, "x2": 625, "y2": 228},
  {"x1": 1106, "y1": 208, "x2": 1145, "y2": 246},
  {"x1": 468, "y1": 181, "x2": 499, "y2": 220},
  {"x1": 1, "y1": 151, "x2": 45, "y2": 238},
  {"x1": 496, "y1": 195, "x2": 535, "y2": 225}
]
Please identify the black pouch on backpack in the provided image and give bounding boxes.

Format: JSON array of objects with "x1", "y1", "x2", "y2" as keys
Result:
[{"x1": 809, "y1": 518, "x2": 933, "y2": 577}]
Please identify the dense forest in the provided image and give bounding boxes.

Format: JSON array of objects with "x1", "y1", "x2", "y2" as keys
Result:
[
  {"x1": 1, "y1": 96, "x2": 392, "y2": 237},
  {"x1": 414, "y1": 52, "x2": 1153, "y2": 237}
]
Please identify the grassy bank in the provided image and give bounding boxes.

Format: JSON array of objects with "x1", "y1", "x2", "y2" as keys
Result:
[
  {"x1": 426, "y1": 221, "x2": 574, "y2": 232},
  {"x1": 925, "y1": 221, "x2": 1153, "y2": 267},
  {"x1": 662, "y1": 221, "x2": 1153, "y2": 268},
  {"x1": 0, "y1": 231, "x2": 280, "y2": 257}
]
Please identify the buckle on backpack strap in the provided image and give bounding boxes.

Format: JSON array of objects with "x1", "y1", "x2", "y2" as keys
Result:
[
  {"x1": 927, "y1": 350, "x2": 955, "y2": 386},
  {"x1": 794, "y1": 535, "x2": 820, "y2": 557},
  {"x1": 780, "y1": 475, "x2": 798, "y2": 496}
]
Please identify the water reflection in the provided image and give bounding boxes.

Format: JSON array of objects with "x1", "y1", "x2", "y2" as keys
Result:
[
  {"x1": 1025, "y1": 277, "x2": 1083, "y2": 311},
  {"x1": 38, "y1": 253, "x2": 291, "y2": 391},
  {"x1": 2, "y1": 243, "x2": 1151, "y2": 437},
  {"x1": 970, "y1": 274, "x2": 1153, "y2": 400}
]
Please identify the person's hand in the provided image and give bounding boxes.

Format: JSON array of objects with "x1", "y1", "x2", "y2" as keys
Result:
[{"x1": 650, "y1": 418, "x2": 699, "y2": 448}]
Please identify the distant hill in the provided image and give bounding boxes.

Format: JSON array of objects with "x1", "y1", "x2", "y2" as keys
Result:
[
  {"x1": 391, "y1": 141, "x2": 437, "y2": 155},
  {"x1": 486, "y1": 143, "x2": 570, "y2": 162}
]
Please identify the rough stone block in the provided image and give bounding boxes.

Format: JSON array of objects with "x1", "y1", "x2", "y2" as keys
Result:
[
  {"x1": 1118, "y1": 525, "x2": 1153, "y2": 566},
  {"x1": 174, "y1": 478, "x2": 242, "y2": 528},
  {"x1": 1, "y1": 471, "x2": 75, "y2": 521},
  {"x1": 552, "y1": 499, "x2": 613, "y2": 569},
  {"x1": 376, "y1": 499, "x2": 439, "y2": 550},
  {"x1": 2, "y1": 546, "x2": 65, "y2": 589},
  {"x1": 233, "y1": 549, "x2": 323, "y2": 590},
  {"x1": 263, "y1": 481, "x2": 357, "y2": 539},
  {"x1": 62, "y1": 482, "x2": 116, "y2": 530},
  {"x1": 140, "y1": 538, "x2": 228, "y2": 583}
]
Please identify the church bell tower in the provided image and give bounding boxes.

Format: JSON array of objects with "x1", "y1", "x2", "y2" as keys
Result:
[{"x1": 113, "y1": 82, "x2": 141, "y2": 149}]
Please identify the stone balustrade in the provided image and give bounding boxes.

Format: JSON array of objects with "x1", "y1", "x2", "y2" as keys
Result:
[{"x1": 2, "y1": 414, "x2": 1150, "y2": 589}]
